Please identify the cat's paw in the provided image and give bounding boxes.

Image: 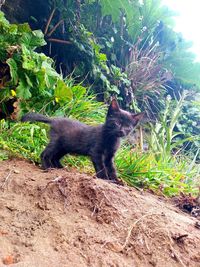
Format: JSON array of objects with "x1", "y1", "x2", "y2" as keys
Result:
[
  {"x1": 114, "y1": 178, "x2": 125, "y2": 186},
  {"x1": 107, "y1": 178, "x2": 125, "y2": 186}
]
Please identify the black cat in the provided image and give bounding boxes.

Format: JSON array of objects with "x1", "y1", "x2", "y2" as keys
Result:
[{"x1": 21, "y1": 99, "x2": 143, "y2": 181}]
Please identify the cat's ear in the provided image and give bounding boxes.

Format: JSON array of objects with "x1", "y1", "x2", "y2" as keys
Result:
[
  {"x1": 131, "y1": 112, "x2": 144, "y2": 125},
  {"x1": 107, "y1": 98, "x2": 120, "y2": 117},
  {"x1": 109, "y1": 98, "x2": 120, "y2": 112}
]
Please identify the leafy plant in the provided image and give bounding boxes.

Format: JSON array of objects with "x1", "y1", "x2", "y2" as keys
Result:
[
  {"x1": 116, "y1": 145, "x2": 199, "y2": 196},
  {"x1": 125, "y1": 38, "x2": 171, "y2": 114},
  {"x1": 0, "y1": 84, "x2": 106, "y2": 162},
  {"x1": 0, "y1": 119, "x2": 48, "y2": 162},
  {"x1": 176, "y1": 94, "x2": 200, "y2": 160},
  {"x1": 114, "y1": 92, "x2": 199, "y2": 196},
  {"x1": 52, "y1": 78, "x2": 106, "y2": 124},
  {"x1": 0, "y1": 11, "x2": 73, "y2": 118},
  {"x1": 147, "y1": 92, "x2": 198, "y2": 162},
  {"x1": 1, "y1": 1, "x2": 200, "y2": 199}
]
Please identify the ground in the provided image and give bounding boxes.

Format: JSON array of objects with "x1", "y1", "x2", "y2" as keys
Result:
[{"x1": 0, "y1": 159, "x2": 200, "y2": 267}]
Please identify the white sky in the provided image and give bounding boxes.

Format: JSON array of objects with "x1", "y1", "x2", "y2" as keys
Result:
[{"x1": 162, "y1": 0, "x2": 200, "y2": 61}]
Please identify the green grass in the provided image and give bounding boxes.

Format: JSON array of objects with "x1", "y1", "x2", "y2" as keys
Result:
[
  {"x1": 40, "y1": 83, "x2": 107, "y2": 125},
  {"x1": 116, "y1": 145, "x2": 199, "y2": 196},
  {"x1": 0, "y1": 92, "x2": 199, "y2": 197},
  {"x1": 0, "y1": 119, "x2": 94, "y2": 172},
  {"x1": 0, "y1": 86, "x2": 104, "y2": 173},
  {"x1": 1, "y1": 119, "x2": 199, "y2": 197},
  {"x1": 0, "y1": 120, "x2": 48, "y2": 162}
]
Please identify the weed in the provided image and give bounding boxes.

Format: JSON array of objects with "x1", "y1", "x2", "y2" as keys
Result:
[{"x1": 116, "y1": 145, "x2": 199, "y2": 196}]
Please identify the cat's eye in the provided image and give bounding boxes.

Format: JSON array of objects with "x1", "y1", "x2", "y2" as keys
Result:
[{"x1": 114, "y1": 121, "x2": 121, "y2": 127}]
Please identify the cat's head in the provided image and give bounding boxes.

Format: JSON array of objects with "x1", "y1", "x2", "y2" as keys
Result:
[{"x1": 105, "y1": 98, "x2": 144, "y2": 137}]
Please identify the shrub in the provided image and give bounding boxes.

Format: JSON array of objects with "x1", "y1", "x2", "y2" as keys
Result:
[{"x1": 0, "y1": 11, "x2": 72, "y2": 118}]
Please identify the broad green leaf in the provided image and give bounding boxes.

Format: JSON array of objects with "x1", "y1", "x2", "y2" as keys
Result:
[
  {"x1": 9, "y1": 24, "x2": 18, "y2": 34},
  {"x1": 0, "y1": 11, "x2": 9, "y2": 28},
  {"x1": 54, "y1": 80, "x2": 73, "y2": 104},
  {"x1": 32, "y1": 30, "x2": 47, "y2": 46},
  {"x1": 99, "y1": 0, "x2": 141, "y2": 40},
  {"x1": 36, "y1": 69, "x2": 46, "y2": 91},
  {"x1": 109, "y1": 85, "x2": 120, "y2": 94},
  {"x1": 6, "y1": 58, "x2": 18, "y2": 85},
  {"x1": 16, "y1": 79, "x2": 32, "y2": 99},
  {"x1": 42, "y1": 61, "x2": 60, "y2": 78},
  {"x1": 21, "y1": 45, "x2": 36, "y2": 70},
  {"x1": 19, "y1": 30, "x2": 46, "y2": 49},
  {"x1": 0, "y1": 87, "x2": 11, "y2": 100},
  {"x1": 25, "y1": 73, "x2": 34, "y2": 87},
  {"x1": 17, "y1": 23, "x2": 31, "y2": 33}
]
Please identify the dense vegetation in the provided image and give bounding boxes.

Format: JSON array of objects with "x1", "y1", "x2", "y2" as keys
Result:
[{"x1": 0, "y1": 0, "x2": 199, "y2": 196}]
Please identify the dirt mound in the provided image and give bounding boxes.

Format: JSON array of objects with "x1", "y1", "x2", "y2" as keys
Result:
[{"x1": 0, "y1": 159, "x2": 200, "y2": 267}]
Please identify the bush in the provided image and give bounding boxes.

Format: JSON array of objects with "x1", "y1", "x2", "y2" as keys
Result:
[
  {"x1": 0, "y1": 11, "x2": 72, "y2": 118},
  {"x1": 116, "y1": 145, "x2": 199, "y2": 196}
]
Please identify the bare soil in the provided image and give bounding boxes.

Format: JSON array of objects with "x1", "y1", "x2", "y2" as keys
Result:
[{"x1": 0, "y1": 158, "x2": 200, "y2": 267}]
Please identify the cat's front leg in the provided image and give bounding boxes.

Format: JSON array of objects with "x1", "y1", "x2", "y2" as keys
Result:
[
  {"x1": 91, "y1": 155, "x2": 108, "y2": 179},
  {"x1": 104, "y1": 155, "x2": 118, "y2": 180}
]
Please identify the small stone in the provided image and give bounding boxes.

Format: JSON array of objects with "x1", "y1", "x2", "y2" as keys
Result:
[{"x1": 2, "y1": 255, "x2": 15, "y2": 265}]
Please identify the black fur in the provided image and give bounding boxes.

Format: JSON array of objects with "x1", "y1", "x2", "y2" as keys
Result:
[{"x1": 21, "y1": 99, "x2": 143, "y2": 180}]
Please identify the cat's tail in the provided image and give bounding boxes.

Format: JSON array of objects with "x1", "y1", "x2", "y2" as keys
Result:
[{"x1": 21, "y1": 112, "x2": 52, "y2": 124}]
